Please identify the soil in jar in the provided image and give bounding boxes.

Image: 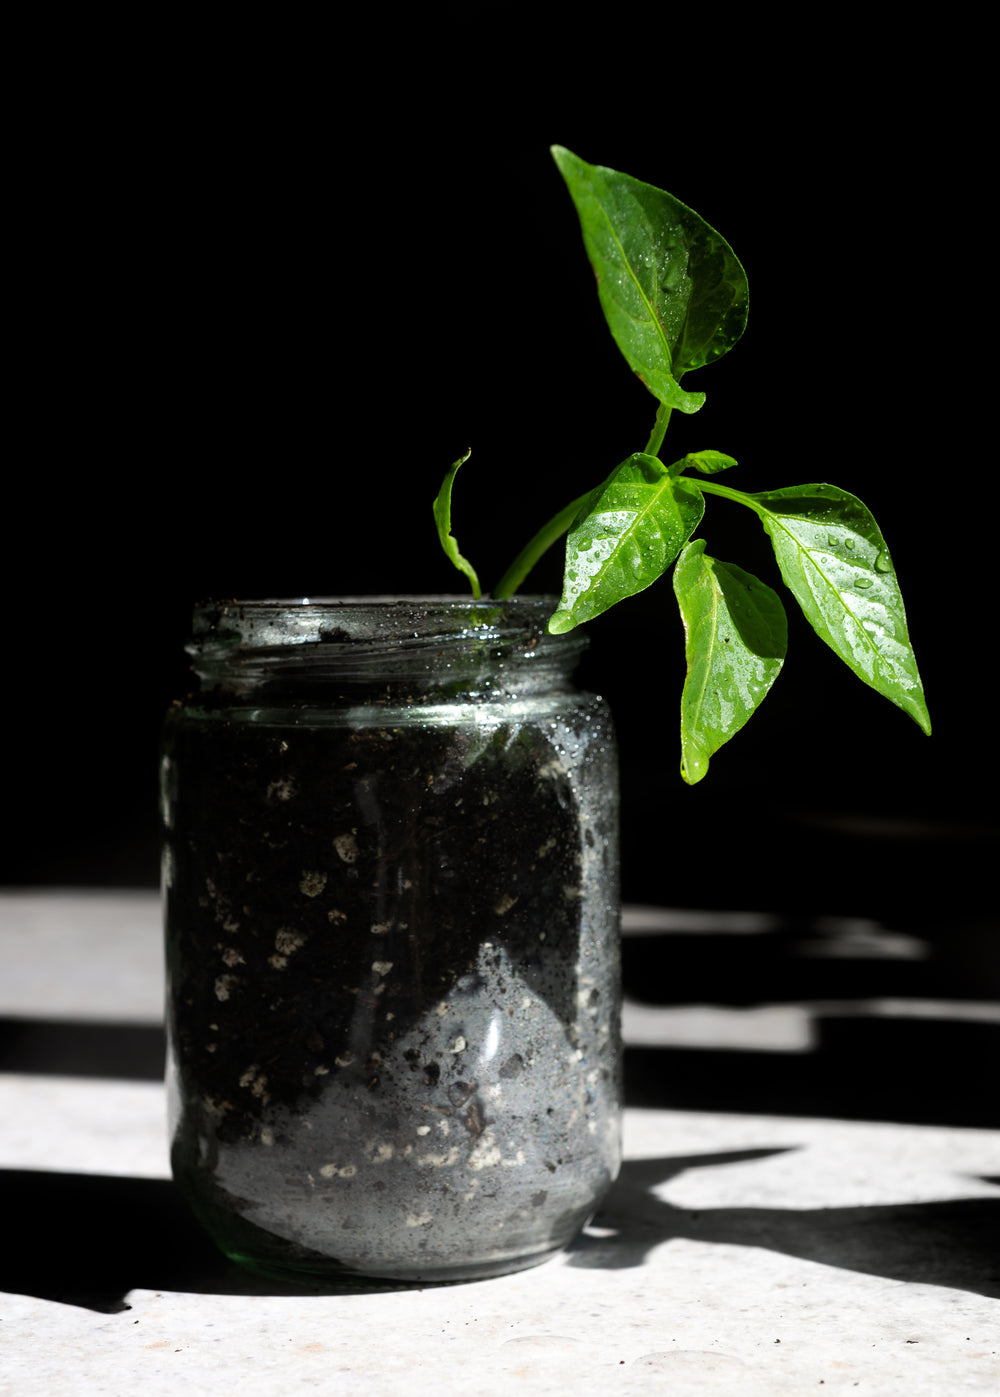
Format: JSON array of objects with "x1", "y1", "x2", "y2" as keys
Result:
[{"x1": 162, "y1": 698, "x2": 621, "y2": 1281}]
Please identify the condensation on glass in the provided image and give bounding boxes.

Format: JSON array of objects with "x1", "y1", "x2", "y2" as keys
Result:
[{"x1": 161, "y1": 598, "x2": 621, "y2": 1283}]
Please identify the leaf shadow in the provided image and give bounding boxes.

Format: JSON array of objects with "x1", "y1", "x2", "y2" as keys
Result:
[{"x1": 568, "y1": 1150, "x2": 1000, "y2": 1299}]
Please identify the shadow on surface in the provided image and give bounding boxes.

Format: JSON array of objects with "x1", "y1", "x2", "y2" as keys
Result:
[
  {"x1": 569, "y1": 1152, "x2": 1000, "y2": 1299},
  {"x1": 624, "y1": 1022, "x2": 1000, "y2": 1129},
  {"x1": 0, "y1": 1019, "x2": 165, "y2": 1081},
  {"x1": 3, "y1": 1151, "x2": 998, "y2": 1313},
  {"x1": 0, "y1": 1170, "x2": 440, "y2": 1313},
  {"x1": 620, "y1": 903, "x2": 1000, "y2": 1131},
  {"x1": 1, "y1": 1016, "x2": 996, "y2": 1131}
]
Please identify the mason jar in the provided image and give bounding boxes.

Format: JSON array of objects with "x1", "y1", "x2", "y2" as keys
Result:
[{"x1": 161, "y1": 598, "x2": 621, "y2": 1284}]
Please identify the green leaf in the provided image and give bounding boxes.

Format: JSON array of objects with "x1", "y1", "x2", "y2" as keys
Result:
[
  {"x1": 683, "y1": 449, "x2": 738, "y2": 476},
  {"x1": 751, "y1": 484, "x2": 931, "y2": 734},
  {"x1": 673, "y1": 541, "x2": 788, "y2": 783},
  {"x1": 551, "y1": 146, "x2": 748, "y2": 415},
  {"x1": 432, "y1": 449, "x2": 481, "y2": 598},
  {"x1": 548, "y1": 453, "x2": 704, "y2": 633}
]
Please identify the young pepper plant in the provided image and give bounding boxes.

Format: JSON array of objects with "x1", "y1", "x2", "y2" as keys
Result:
[{"x1": 434, "y1": 146, "x2": 930, "y2": 783}]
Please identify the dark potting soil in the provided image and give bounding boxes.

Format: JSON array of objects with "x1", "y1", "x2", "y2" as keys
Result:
[{"x1": 162, "y1": 696, "x2": 621, "y2": 1280}]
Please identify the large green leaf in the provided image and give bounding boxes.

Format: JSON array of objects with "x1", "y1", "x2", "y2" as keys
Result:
[
  {"x1": 552, "y1": 146, "x2": 748, "y2": 415},
  {"x1": 752, "y1": 484, "x2": 931, "y2": 734},
  {"x1": 432, "y1": 449, "x2": 481, "y2": 598},
  {"x1": 673, "y1": 541, "x2": 788, "y2": 784},
  {"x1": 548, "y1": 454, "x2": 704, "y2": 633}
]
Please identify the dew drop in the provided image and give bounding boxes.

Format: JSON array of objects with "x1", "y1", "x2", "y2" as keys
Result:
[
  {"x1": 856, "y1": 577, "x2": 874, "y2": 589},
  {"x1": 875, "y1": 550, "x2": 892, "y2": 573}
]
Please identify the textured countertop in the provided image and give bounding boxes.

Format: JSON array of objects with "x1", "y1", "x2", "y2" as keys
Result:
[{"x1": 1, "y1": 888, "x2": 997, "y2": 1395}]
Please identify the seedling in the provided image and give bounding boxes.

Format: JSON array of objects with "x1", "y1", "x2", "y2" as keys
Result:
[{"x1": 435, "y1": 146, "x2": 930, "y2": 782}]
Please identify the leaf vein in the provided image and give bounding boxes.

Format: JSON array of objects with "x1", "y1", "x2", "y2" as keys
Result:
[{"x1": 595, "y1": 202, "x2": 674, "y2": 375}]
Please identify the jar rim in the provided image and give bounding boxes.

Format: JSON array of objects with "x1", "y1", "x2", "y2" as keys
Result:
[
  {"x1": 195, "y1": 595, "x2": 556, "y2": 607},
  {"x1": 187, "y1": 596, "x2": 586, "y2": 674}
]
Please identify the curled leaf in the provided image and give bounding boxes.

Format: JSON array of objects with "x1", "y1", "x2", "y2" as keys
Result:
[
  {"x1": 432, "y1": 449, "x2": 481, "y2": 598},
  {"x1": 684, "y1": 450, "x2": 738, "y2": 475}
]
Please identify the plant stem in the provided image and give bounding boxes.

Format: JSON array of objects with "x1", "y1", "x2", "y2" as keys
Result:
[
  {"x1": 492, "y1": 492, "x2": 594, "y2": 599},
  {"x1": 643, "y1": 402, "x2": 673, "y2": 457},
  {"x1": 693, "y1": 477, "x2": 765, "y2": 515},
  {"x1": 493, "y1": 402, "x2": 676, "y2": 599}
]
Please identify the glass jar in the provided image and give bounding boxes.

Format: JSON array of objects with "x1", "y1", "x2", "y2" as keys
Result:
[{"x1": 161, "y1": 598, "x2": 621, "y2": 1284}]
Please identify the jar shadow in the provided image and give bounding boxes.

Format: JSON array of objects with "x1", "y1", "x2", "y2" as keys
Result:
[
  {"x1": 567, "y1": 1151, "x2": 1000, "y2": 1299},
  {"x1": 3, "y1": 1155, "x2": 997, "y2": 1311},
  {"x1": 0, "y1": 1170, "x2": 450, "y2": 1313}
]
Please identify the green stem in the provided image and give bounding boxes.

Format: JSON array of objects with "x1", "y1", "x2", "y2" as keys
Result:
[
  {"x1": 492, "y1": 401, "x2": 676, "y2": 599},
  {"x1": 693, "y1": 477, "x2": 765, "y2": 515},
  {"x1": 643, "y1": 402, "x2": 673, "y2": 458},
  {"x1": 492, "y1": 491, "x2": 594, "y2": 599}
]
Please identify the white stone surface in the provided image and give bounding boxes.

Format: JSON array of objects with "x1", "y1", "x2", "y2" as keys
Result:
[
  {"x1": 0, "y1": 888, "x2": 163, "y2": 1022},
  {"x1": 0, "y1": 1073, "x2": 169, "y2": 1179},
  {"x1": 0, "y1": 1077, "x2": 997, "y2": 1396},
  {"x1": 0, "y1": 890, "x2": 997, "y2": 1394},
  {"x1": 4, "y1": 1263, "x2": 997, "y2": 1397}
]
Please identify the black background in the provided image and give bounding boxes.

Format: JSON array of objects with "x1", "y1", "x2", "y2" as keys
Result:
[{"x1": 4, "y1": 8, "x2": 994, "y2": 945}]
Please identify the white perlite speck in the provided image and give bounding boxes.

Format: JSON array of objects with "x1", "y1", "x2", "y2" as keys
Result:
[
  {"x1": 299, "y1": 871, "x2": 327, "y2": 897},
  {"x1": 333, "y1": 833, "x2": 359, "y2": 863}
]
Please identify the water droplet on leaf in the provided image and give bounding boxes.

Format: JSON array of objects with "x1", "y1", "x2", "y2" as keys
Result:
[{"x1": 875, "y1": 550, "x2": 892, "y2": 573}]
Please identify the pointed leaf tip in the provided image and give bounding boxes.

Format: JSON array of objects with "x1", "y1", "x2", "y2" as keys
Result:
[
  {"x1": 546, "y1": 609, "x2": 575, "y2": 635},
  {"x1": 674, "y1": 540, "x2": 787, "y2": 781},
  {"x1": 553, "y1": 454, "x2": 704, "y2": 630},
  {"x1": 552, "y1": 148, "x2": 748, "y2": 413},
  {"x1": 751, "y1": 484, "x2": 930, "y2": 733}
]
